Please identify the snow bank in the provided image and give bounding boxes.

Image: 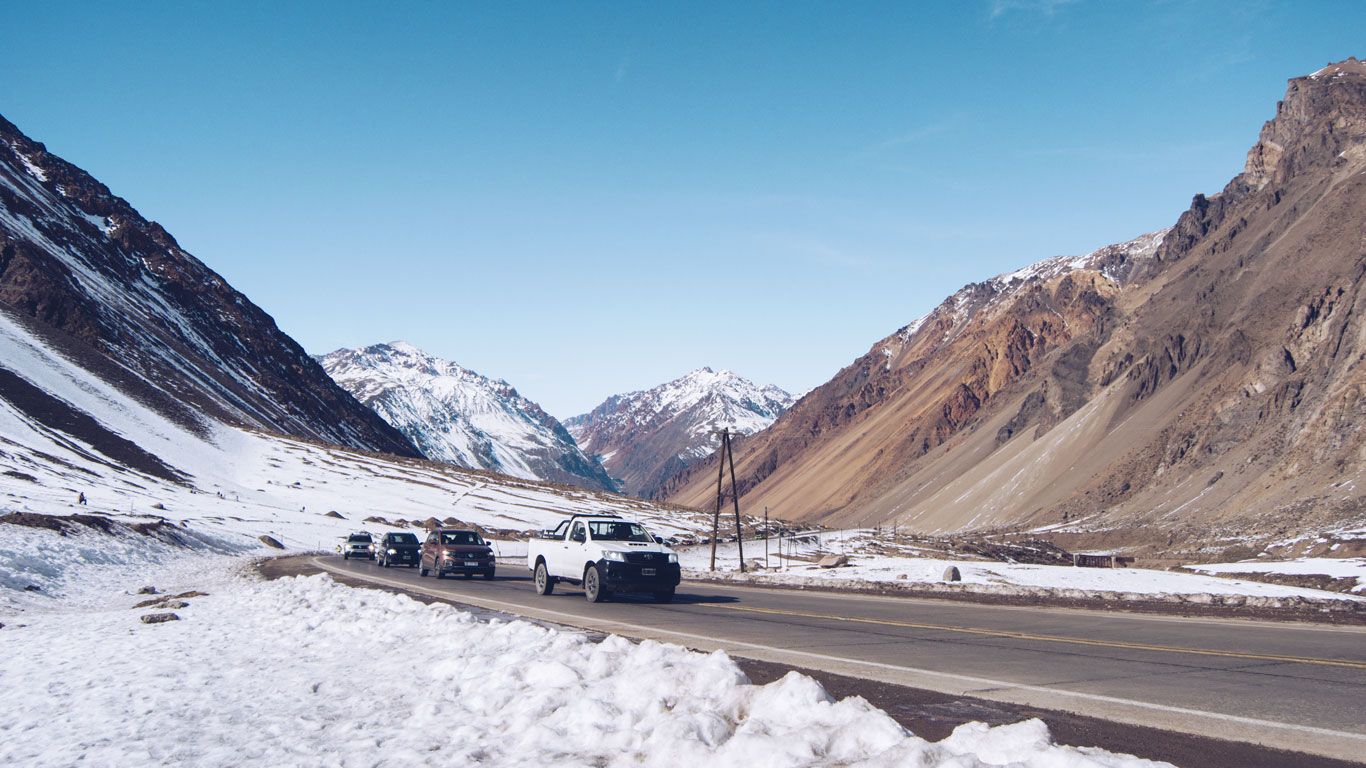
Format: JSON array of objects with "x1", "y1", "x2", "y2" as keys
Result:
[
  {"x1": 1189, "y1": 557, "x2": 1366, "y2": 593},
  {"x1": 0, "y1": 569, "x2": 1167, "y2": 767},
  {"x1": 0, "y1": 520, "x2": 250, "y2": 612}
]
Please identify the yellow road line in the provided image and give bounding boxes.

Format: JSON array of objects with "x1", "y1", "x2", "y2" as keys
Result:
[{"x1": 702, "y1": 603, "x2": 1366, "y2": 670}]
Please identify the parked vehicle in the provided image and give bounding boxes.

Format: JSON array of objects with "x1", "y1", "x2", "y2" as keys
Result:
[
  {"x1": 341, "y1": 531, "x2": 374, "y2": 560},
  {"x1": 527, "y1": 514, "x2": 679, "y2": 603},
  {"x1": 377, "y1": 531, "x2": 421, "y2": 568},
  {"x1": 419, "y1": 529, "x2": 496, "y2": 579}
]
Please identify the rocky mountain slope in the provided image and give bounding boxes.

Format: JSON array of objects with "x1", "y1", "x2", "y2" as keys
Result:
[
  {"x1": 0, "y1": 115, "x2": 416, "y2": 456},
  {"x1": 667, "y1": 58, "x2": 1366, "y2": 558},
  {"x1": 567, "y1": 368, "x2": 793, "y2": 497},
  {"x1": 320, "y1": 342, "x2": 614, "y2": 491}
]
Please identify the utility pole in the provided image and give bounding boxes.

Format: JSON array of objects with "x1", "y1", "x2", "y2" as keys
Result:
[
  {"x1": 708, "y1": 427, "x2": 746, "y2": 573},
  {"x1": 764, "y1": 506, "x2": 769, "y2": 570}
]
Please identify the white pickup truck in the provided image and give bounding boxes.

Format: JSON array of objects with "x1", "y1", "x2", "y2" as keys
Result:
[{"x1": 527, "y1": 514, "x2": 680, "y2": 603}]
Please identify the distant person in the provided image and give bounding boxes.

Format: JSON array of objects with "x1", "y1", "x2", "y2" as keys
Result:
[{"x1": 77, "y1": 493, "x2": 87, "y2": 506}]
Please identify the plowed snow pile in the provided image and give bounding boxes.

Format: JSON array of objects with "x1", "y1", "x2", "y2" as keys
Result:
[{"x1": 0, "y1": 565, "x2": 1167, "y2": 768}]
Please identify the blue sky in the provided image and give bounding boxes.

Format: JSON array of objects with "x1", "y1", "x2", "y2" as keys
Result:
[{"x1": 2, "y1": 2, "x2": 1360, "y2": 416}]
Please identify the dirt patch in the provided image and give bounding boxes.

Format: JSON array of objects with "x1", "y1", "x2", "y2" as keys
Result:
[
  {"x1": 0, "y1": 511, "x2": 209, "y2": 549},
  {"x1": 1180, "y1": 568, "x2": 1361, "y2": 594}
]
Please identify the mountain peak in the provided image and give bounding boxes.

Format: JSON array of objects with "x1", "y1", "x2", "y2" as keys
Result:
[
  {"x1": 566, "y1": 369, "x2": 794, "y2": 497},
  {"x1": 319, "y1": 343, "x2": 614, "y2": 491},
  {"x1": 1303, "y1": 56, "x2": 1366, "y2": 82},
  {"x1": 1242, "y1": 55, "x2": 1366, "y2": 189}
]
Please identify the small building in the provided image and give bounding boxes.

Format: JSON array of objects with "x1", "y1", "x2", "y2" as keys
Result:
[{"x1": 1072, "y1": 552, "x2": 1134, "y2": 568}]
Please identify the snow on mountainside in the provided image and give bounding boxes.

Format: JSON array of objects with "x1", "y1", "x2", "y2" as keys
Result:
[
  {"x1": 883, "y1": 228, "x2": 1169, "y2": 361},
  {"x1": 0, "y1": 114, "x2": 416, "y2": 457},
  {"x1": 0, "y1": 306, "x2": 707, "y2": 611},
  {"x1": 319, "y1": 342, "x2": 615, "y2": 491},
  {"x1": 566, "y1": 368, "x2": 793, "y2": 498}
]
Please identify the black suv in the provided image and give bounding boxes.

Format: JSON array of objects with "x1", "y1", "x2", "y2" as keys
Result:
[{"x1": 377, "y1": 531, "x2": 421, "y2": 568}]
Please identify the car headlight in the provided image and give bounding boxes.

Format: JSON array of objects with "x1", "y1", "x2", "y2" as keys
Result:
[
  {"x1": 602, "y1": 551, "x2": 625, "y2": 562},
  {"x1": 667, "y1": 553, "x2": 678, "y2": 564},
  {"x1": 387, "y1": 548, "x2": 397, "y2": 555}
]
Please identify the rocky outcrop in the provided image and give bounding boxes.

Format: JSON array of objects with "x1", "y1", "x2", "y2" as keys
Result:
[{"x1": 0, "y1": 115, "x2": 417, "y2": 457}]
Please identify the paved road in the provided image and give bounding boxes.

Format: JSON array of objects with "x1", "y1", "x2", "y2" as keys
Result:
[{"x1": 314, "y1": 556, "x2": 1366, "y2": 763}]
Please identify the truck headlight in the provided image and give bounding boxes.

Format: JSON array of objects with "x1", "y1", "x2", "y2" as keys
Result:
[
  {"x1": 667, "y1": 553, "x2": 678, "y2": 564},
  {"x1": 387, "y1": 548, "x2": 397, "y2": 555},
  {"x1": 602, "y1": 551, "x2": 625, "y2": 562}
]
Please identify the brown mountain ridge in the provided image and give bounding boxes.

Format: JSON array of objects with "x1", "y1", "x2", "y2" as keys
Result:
[{"x1": 666, "y1": 58, "x2": 1366, "y2": 558}]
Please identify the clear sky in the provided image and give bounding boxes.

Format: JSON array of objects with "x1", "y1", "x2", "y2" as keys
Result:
[{"x1": 2, "y1": 2, "x2": 1360, "y2": 417}]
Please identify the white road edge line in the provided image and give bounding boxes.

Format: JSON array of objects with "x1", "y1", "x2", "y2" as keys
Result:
[
  {"x1": 685, "y1": 578, "x2": 1366, "y2": 634},
  {"x1": 310, "y1": 558, "x2": 1366, "y2": 755}
]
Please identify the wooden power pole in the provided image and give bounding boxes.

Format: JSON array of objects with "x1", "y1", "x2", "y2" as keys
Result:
[{"x1": 708, "y1": 427, "x2": 746, "y2": 572}]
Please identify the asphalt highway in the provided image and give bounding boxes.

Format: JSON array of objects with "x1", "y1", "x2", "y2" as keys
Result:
[{"x1": 312, "y1": 555, "x2": 1366, "y2": 763}]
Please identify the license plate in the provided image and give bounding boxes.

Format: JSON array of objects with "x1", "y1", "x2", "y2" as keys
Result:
[
  {"x1": 465, "y1": 561, "x2": 480, "y2": 567},
  {"x1": 641, "y1": 568, "x2": 656, "y2": 576}
]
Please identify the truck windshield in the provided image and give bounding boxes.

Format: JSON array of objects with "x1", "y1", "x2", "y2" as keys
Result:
[
  {"x1": 347, "y1": 535, "x2": 371, "y2": 543},
  {"x1": 440, "y1": 532, "x2": 482, "y2": 545},
  {"x1": 587, "y1": 521, "x2": 651, "y2": 542},
  {"x1": 388, "y1": 533, "x2": 418, "y2": 545}
]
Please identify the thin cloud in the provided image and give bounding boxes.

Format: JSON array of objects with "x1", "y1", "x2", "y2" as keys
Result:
[
  {"x1": 853, "y1": 116, "x2": 963, "y2": 161},
  {"x1": 988, "y1": 0, "x2": 1081, "y2": 20}
]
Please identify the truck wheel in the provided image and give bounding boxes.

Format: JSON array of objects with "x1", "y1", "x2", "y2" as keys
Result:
[
  {"x1": 419, "y1": 562, "x2": 429, "y2": 577},
  {"x1": 483, "y1": 569, "x2": 495, "y2": 580},
  {"x1": 342, "y1": 552, "x2": 349, "y2": 560},
  {"x1": 653, "y1": 589, "x2": 675, "y2": 604},
  {"x1": 584, "y1": 564, "x2": 608, "y2": 603},
  {"x1": 534, "y1": 562, "x2": 554, "y2": 595},
  {"x1": 435, "y1": 567, "x2": 445, "y2": 580}
]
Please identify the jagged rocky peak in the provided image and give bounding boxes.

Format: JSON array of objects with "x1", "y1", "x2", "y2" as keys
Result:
[
  {"x1": 566, "y1": 368, "x2": 794, "y2": 498},
  {"x1": 319, "y1": 342, "x2": 615, "y2": 492},
  {"x1": 1243, "y1": 57, "x2": 1366, "y2": 189}
]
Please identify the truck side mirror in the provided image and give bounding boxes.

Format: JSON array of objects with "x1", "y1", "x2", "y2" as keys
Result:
[
  {"x1": 571, "y1": 531, "x2": 586, "y2": 543},
  {"x1": 654, "y1": 536, "x2": 664, "y2": 544}
]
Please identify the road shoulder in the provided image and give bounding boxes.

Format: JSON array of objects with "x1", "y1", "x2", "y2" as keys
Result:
[{"x1": 257, "y1": 554, "x2": 1361, "y2": 768}]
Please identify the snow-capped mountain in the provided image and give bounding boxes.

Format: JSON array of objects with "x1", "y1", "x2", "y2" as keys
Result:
[
  {"x1": 0, "y1": 113, "x2": 414, "y2": 456},
  {"x1": 320, "y1": 342, "x2": 615, "y2": 491},
  {"x1": 566, "y1": 368, "x2": 793, "y2": 497}
]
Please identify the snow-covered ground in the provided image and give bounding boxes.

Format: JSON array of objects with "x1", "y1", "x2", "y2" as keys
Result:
[
  {"x1": 1188, "y1": 558, "x2": 1366, "y2": 593},
  {"x1": 680, "y1": 530, "x2": 1365, "y2": 604},
  {"x1": 0, "y1": 305, "x2": 716, "y2": 575},
  {"x1": 0, "y1": 552, "x2": 1168, "y2": 768}
]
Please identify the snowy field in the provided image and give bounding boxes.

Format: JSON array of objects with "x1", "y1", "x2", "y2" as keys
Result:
[
  {"x1": 680, "y1": 530, "x2": 1365, "y2": 604},
  {"x1": 0, "y1": 305, "x2": 717, "y2": 575},
  {"x1": 0, "y1": 552, "x2": 1168, "y2": 768},
  {"x1": 1188, "y1": 557, "x2": 1366, "y2": 593}
]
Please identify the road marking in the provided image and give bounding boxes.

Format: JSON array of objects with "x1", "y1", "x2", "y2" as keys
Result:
[
  {"x1": 701, "y1": 603, "x2": 1366, "y2": 670},
  {"x1": 308, "y1": 558, "x2": 1366, "y2": 760},
  {"x1": 687, "y1": 578, "x2": 1366, "y2": 634}
]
